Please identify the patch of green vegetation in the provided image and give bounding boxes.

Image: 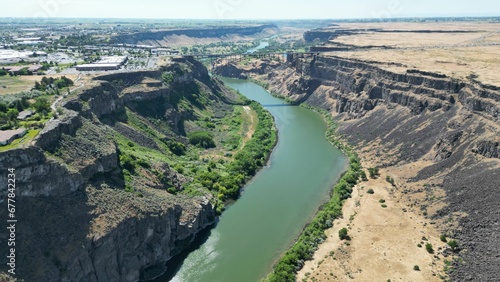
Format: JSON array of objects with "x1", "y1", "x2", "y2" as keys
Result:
[
  {"x1": 447, "y1": 240, "x2": 459, "y2": 252},
  {"x1": 360, "y1": 170, "x2": 368, "y2": 181},
  {"x1": 108, "y1": 81, "x2": 275, "y2": 212},
  {"x1": 368, "y1": 167, "x2": 380, "y2": 179},
  {"x1": 188, "y1": 131, "x2": 216, "y2": 149},
  {"x1": 34, "y1": 76, "x2": 74, "y2": 92},
  {"x1": 338, "y1": 228, "x2": 349, "y2": 240},
  {"x1": 166, "y1": 140, "x2": 186, "y2": 156},
  {"x1": 367, "y1": 188, "x2": 375, "y2": 194},
  {"x1": 386, "y1": 175, "x2": 395, "y2": 186},
  {"x1": 426, "y1": 243, "x2": 434, "y2": 254},
  {"x1": 188, "y1": 101, "x2": 276, "y2": 211}
]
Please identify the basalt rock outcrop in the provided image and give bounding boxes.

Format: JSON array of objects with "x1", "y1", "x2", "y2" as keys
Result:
[
  {"x1": 214, "y1": 54, "x2": 500, "y2": 280},
  {"x1": 0, "y1": 58, "x2": 235, "y2": 282}
]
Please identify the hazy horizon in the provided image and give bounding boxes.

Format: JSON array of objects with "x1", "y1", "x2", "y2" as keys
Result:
[{"x1": 0, "y1": 0, "x2": 498, "y2": 20}]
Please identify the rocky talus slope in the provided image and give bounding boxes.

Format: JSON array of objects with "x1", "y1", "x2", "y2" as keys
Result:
[
  {"x1": 0, "y1": 57, "x2": 242, "y2": 282},
  {"x1": 215, "y1": 55, "x2": 499, "y2": 281}
]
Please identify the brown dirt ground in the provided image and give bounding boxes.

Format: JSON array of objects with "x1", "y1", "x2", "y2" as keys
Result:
[{"x1": 297, "y1": 157, "x2": 454, "y2": 282}]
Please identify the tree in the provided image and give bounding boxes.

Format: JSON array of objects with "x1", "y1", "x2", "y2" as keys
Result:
[
  {"x1": 167, "y1": 141, "x2": 186, "y2": 156},
  {"x1": 188, "y1": 131, "x2": 216, "y2": 149},
  {"x1": 34, "y1": 81, "x2": 45, "y2": 91},
  {"x1": 339, "y1": 228, "x2": 349, "y2": 240},
  {"x1": 0, "y1": 102, "x2": 8, "y2": 113},
  {"x1": 7, "y1": 108, "x2": 19, "y2": 120},
  {"x1": 33, "y1": 97, "x2": 51, "y2": 114},
  {"x1": 0, "y1": 69, "x2": 7, "y2": 76},
  {"x1": 11, "y1": 99, "x2": 26, "y2": 112}
]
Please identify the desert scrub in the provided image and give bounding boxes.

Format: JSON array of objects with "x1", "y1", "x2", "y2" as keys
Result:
[
  {"x1": 368, "y1": 167, "x2": 380, "y2": 179},
  {"x1": 386, "y1": 175, "x2": 395, "y2": 186},
  {"x1": 425, "y1": 243, "x2": 434, "y2": 254}
]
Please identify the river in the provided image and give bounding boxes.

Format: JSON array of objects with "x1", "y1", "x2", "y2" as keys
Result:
[{"x1": 163, "y1": 78, "x2": 346, "y2": 282}]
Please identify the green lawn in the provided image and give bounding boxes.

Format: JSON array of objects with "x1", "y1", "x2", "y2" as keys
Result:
[{"x1": 0, "y1": 130, "x2": 41, "y2": 152}]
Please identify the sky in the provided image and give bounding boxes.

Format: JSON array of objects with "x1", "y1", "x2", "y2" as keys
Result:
[{"x1": 0, "y1": 0, "x2": 498, "y2": 20}]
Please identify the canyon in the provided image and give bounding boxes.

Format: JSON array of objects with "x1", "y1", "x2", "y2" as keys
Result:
[
  {"x1": 213, "y1": 44, "x2": 499, "y2": 280},
  {"x1": 0, "y1": 57, "x2": 252, "y2": 281}
]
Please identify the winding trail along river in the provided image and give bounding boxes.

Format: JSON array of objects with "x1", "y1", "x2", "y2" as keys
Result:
[{"x1": 165, "y1": 78, "x2": 346, "y2": 282}]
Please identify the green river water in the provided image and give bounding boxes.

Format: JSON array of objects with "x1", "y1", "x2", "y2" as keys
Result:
[{"x1": 164, "y1": 78, "x2": 346, "y2": 282}]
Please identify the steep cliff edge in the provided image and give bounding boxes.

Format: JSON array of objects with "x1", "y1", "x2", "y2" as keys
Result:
[
  {"x1": 214, "y1": 56, "x2": 500, "y2": 280},
  {"x1": 0, "y1": 58, "x2": 251, "y2": 281},
  {"x1": 112, "y1": 24, "x2": 277, "y2": 46}
]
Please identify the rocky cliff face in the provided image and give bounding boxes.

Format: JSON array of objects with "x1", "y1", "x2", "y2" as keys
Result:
[
  {"x1": 214, "y1": 55, "x2": 500, "y2": 281},
  {"x1": 0, "y1": 58, "x2": 226, "y2": 282},
  {"x1": 112, "y1": 24, "x2": 277, "y2": 45}
]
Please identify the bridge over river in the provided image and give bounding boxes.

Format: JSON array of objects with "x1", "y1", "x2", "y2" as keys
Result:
[{"x1": 182, "y1": 51, "x2": 318, "y2": 66}]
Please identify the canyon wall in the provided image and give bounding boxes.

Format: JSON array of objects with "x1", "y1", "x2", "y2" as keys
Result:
[
  {"x1": 112, "y1": 24, "x2": 277, "y2": 45},
  {"x1": 214, "y1": 55, "x2": 500, "y2": 280},
  {"x1": 0, "y1": 58, "x2": 223, "y2": 281}
]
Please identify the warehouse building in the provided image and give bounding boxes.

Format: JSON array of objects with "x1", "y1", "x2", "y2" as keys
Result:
[{"x1": 76, "y1": 56, "x2": 128, "y2": 71}]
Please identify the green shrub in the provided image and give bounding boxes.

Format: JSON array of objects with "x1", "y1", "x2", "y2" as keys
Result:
[
  {"x1": 120, "y1": 153, "x2": 137, "y2": 173},
  {"x1": 137, "y1": 159, "x2": 150, "y2": 169},
  {"x1": 447, "y1": 240, "x2": 459, "y2": 252},
  {"x1": 162, "y1": 72, "x2": 174, "y2": 84},
  {"x1": 367, "y1": 188, "x2": 375, "y2": 194},
  {"x1": 414, "y1": 265, "x2": 420, "y2": 271},
  {"x1": 386, "y1": 175, "x2": 395, "y2": 186},
  {"x1": 440, "y1": 235, "x2": 447, "y2": 242},
  {"x1": 360, "y1": 170, "x2": 368, "y2": 181},
  {"x1": 188, "y1": 131, "x2": 216, "y2": 148},
  {"x1": 338, "y1": 228, "x2": 349, "y2": 240},
  {"x1": 425, "y1": 243, "x2": 434, "y2": 254},
  {"x1": 33, "y1": 97, "x2": 51, "y2": 114},
  {"x1": 0, "y1": 102, "x2": 8, "y2": 113},
  {"x1": 368, "y1": 167, "x2": 380, "y2": 179},
  {"x1": 167, "y1": 140, "x2": 186, "y2": 155}
]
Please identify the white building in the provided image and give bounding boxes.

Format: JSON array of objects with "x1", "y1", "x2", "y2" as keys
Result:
[
  {"x1": 76, "y1": 56, "x2": 128, "y2": 71},
  {"x1": 0, "y1": 50, "x2": 32, "y2": 64}
]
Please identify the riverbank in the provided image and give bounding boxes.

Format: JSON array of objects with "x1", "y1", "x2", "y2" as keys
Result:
[
  {"x1": 167, "y1": 77, "x2": 346, "y2": 282},
  {"x1": 211, "y1": 54, "x2": 499, "y2": 281}
]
